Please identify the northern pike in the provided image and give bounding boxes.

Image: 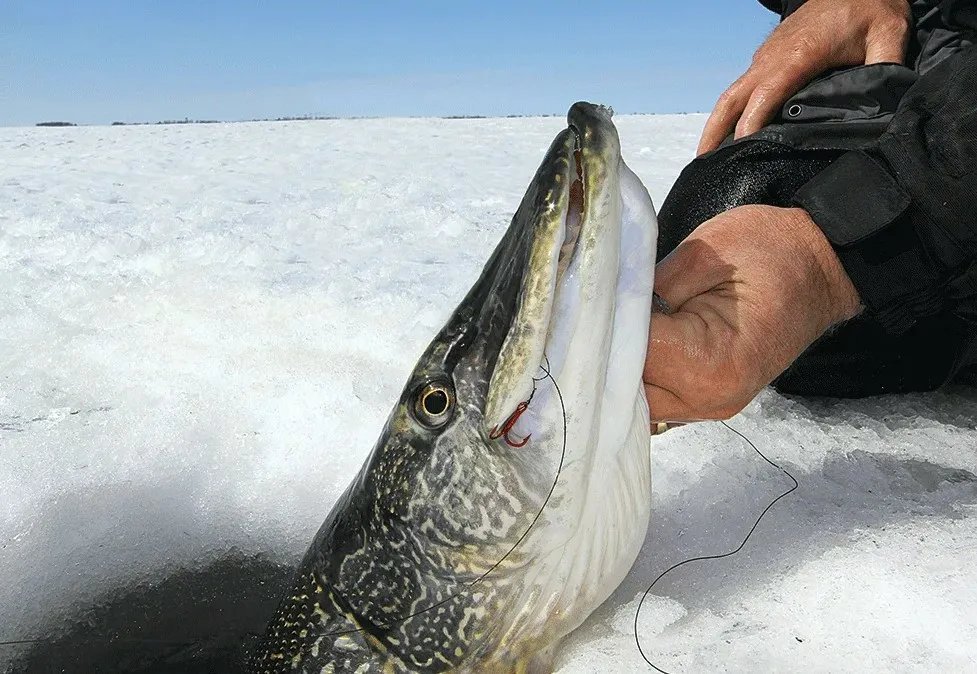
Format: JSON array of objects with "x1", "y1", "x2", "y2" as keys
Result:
[{"x1": 248, "y1": 101, "x2": 659, "y2": 673}]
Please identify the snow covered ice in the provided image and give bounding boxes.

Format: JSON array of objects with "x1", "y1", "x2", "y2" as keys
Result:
[{"x1": 1, "y1": 115, "x2": 976, "y2": 673}]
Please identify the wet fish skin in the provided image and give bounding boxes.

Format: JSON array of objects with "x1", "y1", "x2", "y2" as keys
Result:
[{"x1": 248, "y1": 101, "x2": 658, "y2": 673}]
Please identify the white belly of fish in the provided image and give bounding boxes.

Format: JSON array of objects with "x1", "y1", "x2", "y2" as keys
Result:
[{"x1": 493, "y1": 158, "x2": 658, "y2": 662}]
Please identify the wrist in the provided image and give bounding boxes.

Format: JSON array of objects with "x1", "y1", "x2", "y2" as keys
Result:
[{"x1": 787, "y1": 206, "x2": 863, "y2": 328}]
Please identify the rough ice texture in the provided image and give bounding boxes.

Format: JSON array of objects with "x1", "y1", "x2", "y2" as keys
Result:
[{"x1": 1, "y1": 116, "x2": 976, "y2": 673}]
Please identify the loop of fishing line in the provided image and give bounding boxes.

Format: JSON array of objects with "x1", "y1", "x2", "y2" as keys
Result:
[
  {"x1": 2, "y1": 366, "x2": 793, "y2": 674},
  {"x1": 634, "y1": 420, "x2": 799, "y2": 674}
]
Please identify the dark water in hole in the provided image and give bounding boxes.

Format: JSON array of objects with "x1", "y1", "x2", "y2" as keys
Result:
[{"x1": 7, "y1": 552, "x2": 295, "y2": 674}]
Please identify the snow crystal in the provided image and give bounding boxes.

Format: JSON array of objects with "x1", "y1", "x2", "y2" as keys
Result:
[{"x1": 1, "y1": 115, "x2": 975, "y2": 672}]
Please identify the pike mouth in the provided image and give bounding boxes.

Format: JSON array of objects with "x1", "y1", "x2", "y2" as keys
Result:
[
  {"x1": 483, "y1": 109, "x2": 619, "y2": 431},
  {"x1": 557, "y1": 137, "x2": 585, "y2": 283}
]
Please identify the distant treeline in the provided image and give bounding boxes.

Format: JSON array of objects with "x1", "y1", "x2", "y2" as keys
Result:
[
  {"x1": 35, "y1": 111, "x2": 690, "y2": 128},
  {"x1": 445, "y1": 114, "x2": 557, "y2": 119},
  {"x1": 109, "y1": 114, "x2": 340, "y2": 126},
  {"x1": 111, "y1": 117, "x2": 221, "y2": 126}
]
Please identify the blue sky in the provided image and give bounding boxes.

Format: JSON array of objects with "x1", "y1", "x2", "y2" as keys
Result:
[{"x1": 1, "y1": 1, "x2": 776, "y2": 127}]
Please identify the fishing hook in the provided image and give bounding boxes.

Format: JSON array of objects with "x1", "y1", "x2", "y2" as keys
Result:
[
  {"x1": 489, "y1": 357, "x2": 552, "y2": 448},
  {"x1": 489, "y1": 400, "x2": 532, "y2": 447}
]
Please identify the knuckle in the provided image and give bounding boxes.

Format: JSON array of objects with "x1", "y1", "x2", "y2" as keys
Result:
[
  {"x1": 716, "y1": 85, "x2": 742, "y2": 110},
  {"x1": 879, "y1": 2, "x2": 911, "y2": 29},
  {"x1": 752, "y1": 80, "x2": 781, "y2": 97},
  {"x1": 784, "y1": 32, "x2": 822, "y2": 65},
  {"x1": 873, "y1": 15, "x2": 910, "y2": 42},
  {"x1": 750, "y1": 38, "x2": 778, "y2": 66}
]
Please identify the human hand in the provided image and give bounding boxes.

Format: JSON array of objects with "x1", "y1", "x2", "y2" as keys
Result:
[
  {"x1": 644, "y1": 205, "x2": 862, "y2": 422},
  {"x1": 697, "y1": 0, "x2": 910, "y2": 155}
]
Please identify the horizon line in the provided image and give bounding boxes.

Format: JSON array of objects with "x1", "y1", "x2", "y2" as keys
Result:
[{"x1": 6, "y1": 110, "x2": 708, "y2": 130}]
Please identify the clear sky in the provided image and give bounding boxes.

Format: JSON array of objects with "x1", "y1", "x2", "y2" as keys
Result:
[{"x1": 1, "y1": 1, "x2": 776, "y2": 127}]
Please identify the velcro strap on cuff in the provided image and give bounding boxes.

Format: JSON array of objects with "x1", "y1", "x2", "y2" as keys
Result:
[
  {"x1": 795, "y1": 151, "x2": 910, "y2": 246},
  {"x1": 794, "y1": 151, "x2": 943, "y2": 333}
]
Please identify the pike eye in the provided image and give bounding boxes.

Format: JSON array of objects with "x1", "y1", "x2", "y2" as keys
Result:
[{"x1": 413, "y1": 381, "x2": 455, "y2": 428}]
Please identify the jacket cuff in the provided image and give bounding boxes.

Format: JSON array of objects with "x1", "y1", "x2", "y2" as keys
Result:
[
  {"x1": 757, "y1": 0, "x2": 783, "y2": 14},
  {"x1": 794, "y1": 151, "x2": 945, "y2": 333},
  {"x1": 757, "y1": 0, "x2": 811, "y2": 18},
  {"x1": 782, "y1": 0, "x2": 811, "y2": 17}
]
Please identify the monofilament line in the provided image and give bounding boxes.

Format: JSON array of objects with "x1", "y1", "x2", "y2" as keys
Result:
[
  {"x1": 1, "y1": 360, "x2": 570, "y2": 664},
  {"x1": 634, "y1": 419, "x2": 799, "y2": 674}
]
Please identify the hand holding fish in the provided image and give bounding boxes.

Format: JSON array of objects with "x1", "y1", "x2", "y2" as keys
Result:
[
  {"x1": 644, "y1": 204, "x2": 862, "y2": 422},
  {"x1": 697, "y1": 0, "x2": 910, "y2": 155}
]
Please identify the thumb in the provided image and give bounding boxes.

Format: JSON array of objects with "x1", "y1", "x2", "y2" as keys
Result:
[
  {"x1": 864, "y1": 24, "x2": 908, "y2": 65},
  {"x1": 654, "y1": 235, "x2": 730, "y2": 310},
  {"x1": 645, "y1": 312, "x2": 699, "y2": 421}
]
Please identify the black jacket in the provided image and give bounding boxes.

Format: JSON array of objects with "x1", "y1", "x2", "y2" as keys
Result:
[
  {"x1": 656, "y1": 0, "x2": 975, "y2": 396},
  {"x1": 762, "y1": 0, "x2": 977, "y2": 388}
]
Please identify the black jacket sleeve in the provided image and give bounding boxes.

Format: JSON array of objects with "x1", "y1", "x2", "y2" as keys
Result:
[
  {"x1": 757, "y1": 0, "x2": 811, "y2": 18},
  {"x1": 793, "y1": 43, "x2": 977, "y2": 335}
]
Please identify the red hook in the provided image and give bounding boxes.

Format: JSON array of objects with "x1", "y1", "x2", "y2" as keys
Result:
[{"x1": 489, "y1": 400, "x2": 532, "y2": 447}]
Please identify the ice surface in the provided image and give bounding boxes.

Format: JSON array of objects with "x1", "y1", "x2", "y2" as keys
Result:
[{"x1": 1, "y1": 116, "x2": 975, "y2": 672}]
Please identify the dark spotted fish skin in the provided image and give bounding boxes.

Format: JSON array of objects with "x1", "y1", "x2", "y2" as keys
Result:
[
  {"x1": 247, "y1": 102, "x2": 639, "y2": 674},
  {"x1": 246, "y1": 124, "x2": 578, "y2": 674}
]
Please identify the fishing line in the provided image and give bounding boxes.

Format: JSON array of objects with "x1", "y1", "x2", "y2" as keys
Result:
[
  {"x1": 0, "y1": 357, "x2": 570, "y2": 661},
  {"x1": 300, "y1": 355, "x2": 568, "y2": 641},
  {"x1": 634, "y1": 419, "x2": 799, "y2": 674},
  {"x1": 489, "y1": 355, "x2": 555, "y2": 447}
]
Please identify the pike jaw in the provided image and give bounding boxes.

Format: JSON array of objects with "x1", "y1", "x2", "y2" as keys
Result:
[{"x1": 248, "y1": 102, "x2": 658, "y2": 673}]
